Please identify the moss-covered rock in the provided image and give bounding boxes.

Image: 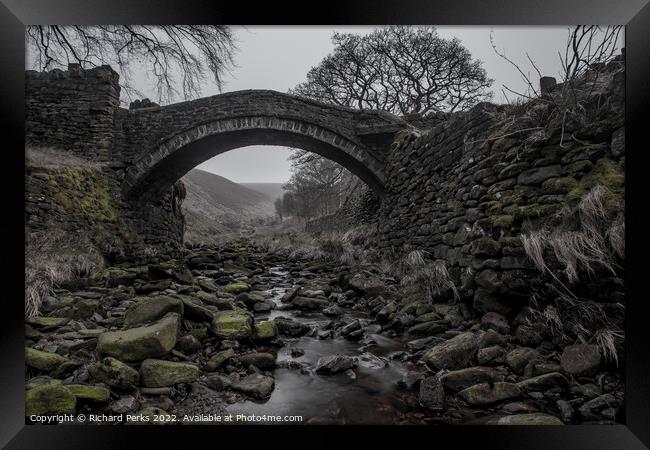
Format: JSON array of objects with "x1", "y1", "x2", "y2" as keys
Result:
[
  {"x1": 493, "y1": 413, "x2": 564, "y2": 425},
  {"x1": 25, "y1": 384, "x2": 76, "y2": 416},
  {"x1": 123, "y1": 296, "x2": 184, "y2": 327},
  {"x1": 139, "y1": 359, "x2": 199, "y2": 387},
  {"x1": 66, "y1": 384, "x2": 110, "y2": 403},
  {"x1": 25, "y1": 347, "x2": 70, "y2": 372},
  {"x1": 211, "y1": 310, "x2": 253, "y2": 339},
  {"x1": 488, "y1": 215, "x2": 514, "y2": 228},
  {"x1": 254, "y1": 320, "x2": 278, "y2": 340},
  {"x1": 69, "y1": 298, "x2": 103, "y2": 319},
  {"x1": 565, "y1": 158, "x2": 624, "y2": 210},
  {"x1": 88, "y1": 357, "x2": 140, "y2": 389},
  {"x1": 27, "y1": 317, "x2": 70, "y2": 328},
  {"x1": 97, "y1": 313, "x2": 180, "y2": 362},
  {"x1": 222, "y1": 283, "x2": 250, "y2": 294},
  {"x1": 541, "y1": 177, "x2": 578, "y2": 194},
  {"x1": 205, "y1": 348, "x2": 235, "y2": 371}
]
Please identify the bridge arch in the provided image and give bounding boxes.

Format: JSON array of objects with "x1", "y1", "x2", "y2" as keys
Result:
[{"x1": 121, "y1": 90, "x2": 404, "y2": 203}]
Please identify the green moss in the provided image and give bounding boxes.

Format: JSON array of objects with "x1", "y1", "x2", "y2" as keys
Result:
[
  {"x1": 481, "y1": 201, "x2": 503, "y2": 214},
  {"x1": 223, "y1": 283, "x2": 250, "y2": 294},
  {"x1": 211, "y1": 310, "x2": 252, "y2": 339},
  {"x1": 25, "y1": 384, "x2": 76, "y2": 416},
  {"x1": 517, "y1": 203, "x2": 561, "y2": 219},
  {"x1": 566, "y1": 158, "x2": 624, "y2": 210},
  {"x1": 489, "y1": 215, "x2": 515, "y2": 228},
  {"x1": 25, "y1": 347, "x2": 70, "y2": 372},
  {"x1": 46, "y1": 167, "x2": 119, "y2": 222},
  {"x1": 254, "y1": 320, "x2": 278, "y2": 340},
  {"x1": 564, "y1": 160, "x2": 593, "y2": 174},
  {"x1": 66, "y1": 384, "x2": 110, "y2": 402},
  {"x1": 541, "y1": 177, "x2": 578, "y2": 194},
  {"x1": 499, "y1": 162, "x2": 529, "y2": 179}
]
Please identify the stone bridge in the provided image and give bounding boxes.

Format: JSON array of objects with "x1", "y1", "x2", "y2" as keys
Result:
[{"x1": 120, "y1": 90, "x2": 405, "y2": 203}]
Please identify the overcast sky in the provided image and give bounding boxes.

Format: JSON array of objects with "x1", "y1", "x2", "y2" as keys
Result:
[
  {"x1": 31, "y1": 26, "x2": 621, "y2": 183},
  {"x1": 193, "y1": 26, "x2": 610, "y2": 183}
]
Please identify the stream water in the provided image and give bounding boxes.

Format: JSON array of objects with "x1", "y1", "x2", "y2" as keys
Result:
[{"x1": 225, "y1": 266, "x2": 417, "y2": 424}]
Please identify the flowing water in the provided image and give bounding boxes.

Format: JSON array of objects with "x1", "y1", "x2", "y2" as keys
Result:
[{"x1": 225, "y1": 265, "x2": 418, "y2": 424}]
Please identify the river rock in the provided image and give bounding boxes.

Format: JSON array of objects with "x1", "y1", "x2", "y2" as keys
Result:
[
  {"x1": 222, "y1": 283, "x2": 250, "y2": 294},
  {"x1": 231, "y1": 373, "x2": 274, "y2": 398},
  {"x1": 481, "y1": 312, "x2": 510, "y2": 334},
  {"x1": 275, "y1": 317, "x2": 311, "y2": 337},
  {"x1": 254, "y1": 320, "x2": 278, "y2": 340},
  {"x1": 506, "y1": 347, "x2": 540, "y2": 375},
  {"x1": 315, "y1": 355, "x2": 357, "y2": 374},
  {"x1": 181, "y1": 297, "x2": 215, "y2": 322},
  {"x1": 477, "y1": 346, "x2": 506, "y2": 365},
  {"x1": 205, "y1": 348, "x2": 235, "y2": 371},
  {"x1": 292, "y1": 296, "x2": 330, "y2": 311},
  {"x1": 422, "y1": 332, "x2": 478, "y2": 371},
  {"x1": 560, "y1": 344, "x2": 601, "y2": 377},
  {"x1": 407, "y1": 320, "x2": 448, "y2": 336},
  {"x1": 240, "y1": 352, "x2": 276, "y2": 370},
  {"x1": 25, "y1": 384, "x2": 76, "y2": 416},
  {"x1": 97, "y1": 313, "x2": 180, "y2": 362},
  {"x1": 458, "y1": 382, "x2": 521, "y2": 406},
  {"x1": 419, "y1": 375, "x2": 445, "y2": 411},
  {"x1": 148, "y1": 261, "x2": 193, "y2": 284},
  {"x1": 140, "y1": 359, "x2": 199, "y2": 387},
  {"x1": 66, "y1": 384, "x2": 110, "y2": 403},
  {"x1": 492, "y1": 413, "x2": 563, "y2": 425},
  {"x1": 88, "y1": 357, "x2": 140, "y2": 389},
  {"x1": 517, "y1": 372, "x2": 568, "y2": 393},
  {"x1": 25, "y1": 347, "x2": 70, "y2": 372},
  {"x1": 211, "y1": 310, "x2": 253, "y2": 339},
  {"x1": 440, "y1": 367, "x2": 501, "y2": 392},
  {"x1": 124, "y1": 296, "x2": 184, "y2": 327},
  {"x1": 376, "y1": 301, "x2": 397, "y2": 323},
  {"x1": 348, "y1": 272, "x2": 386, "y2": 295}
]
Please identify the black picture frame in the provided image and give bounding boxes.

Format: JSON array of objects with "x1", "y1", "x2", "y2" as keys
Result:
[{"x1": 1, "y1": 1, "x2": 648, "y2": 448}]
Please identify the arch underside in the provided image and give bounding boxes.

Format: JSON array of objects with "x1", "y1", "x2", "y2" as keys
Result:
[{"x1": 125, "y1": 123, "x2": 386, "y2": 203}]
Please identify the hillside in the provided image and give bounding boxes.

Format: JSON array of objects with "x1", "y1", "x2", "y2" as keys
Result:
[
  {"x1": 240, "y1": 183, "x2": 285, "y2": 202},
  {"x1": 181, "y1": 169, "x2": 276, "y2": 245}
]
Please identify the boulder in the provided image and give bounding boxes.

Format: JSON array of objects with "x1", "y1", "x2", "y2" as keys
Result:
[
  {"x1": 211, "y1": 310, "x2": 253, "y2": 340},
  {"x1": 25, "y1": 384, "x2": 76, "y2": 416},
  {"x1": 348, "y1": 272, "x2": 386, "y2": 295},
  {"x1": 88, "y1": 357, "x2": 140, "y2": 389},
  {"x1": 422, "y1": 332, "x2": 478, "y2": 371},
  {"x1": 419, "y1": 375, "x2": 445, "y2": 411},
  {"x1": 140, "y1": 359, "x2": 199, "y2": 387},
  {"x1": 477, "y1": 346, "x2": 506, "y2": 365},
  {"x1": 181, "y1": 297, "x2": 215, "y2": 322},
  {"x1": 25, "y1": 347, "x2": 69, "y2": 372},
  {"x1": 275, "y1": 317, "x2": 311, "y2": 337},
  {"x1": 97, "y1": 313, "x2": 180, "y2": 362},
  {"x1": 315, "y1": 355, "x2": 357, "y2": 374},
  {"x1": 292, "y1": 296, "x2": 330, "y2": 311},
  {"x1": 505, "y1": 347, "x2": 540, "y2": 375},
  {"x1": 517, "y1": 372, "x2": 568, "y2": 393},
  {"x1": 222, "y1": 283, "x2": 250, "y2": 295},
  {"x1": 231, "y1": 373, "x2": 274, "y2": 399},
  {"x1": 440, "y1": 367, "x2": 501, "y2": 392},
  {"x1": 254, "y1": 320, "x2": 278, "y2": 340},
  {"x1": 560, "y1": 344, "x2": 601, "y2": 378},
  {"x1": 240, "y1": 352, "x2": 276, "y2": 370},
  {"x1": 458, "y1": 382, "x2": 521, "y2": 406},
  {"x1": 123, "y1": 296, "x2": 184, "y2": 327},
  {"x1": 376, "y1": 301, "x2": 398, "y2": 323},
  {"x1": 66, "y1": 384, "x2": 110, "y2": 403}
]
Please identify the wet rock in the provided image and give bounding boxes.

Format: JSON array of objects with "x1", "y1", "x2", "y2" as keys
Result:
[
  {"x1": 231, "y1": 373, "x2": 275, "y2": 399},
  {"x1": 292, "y1": 296, "x2": 330, "y2": 311},
  {"x1": 25, "y1": 384, "x2": 76, "y2": 416},
  {"x1": 422, "y1": 332, "x2": 478, "y2": 371},
  {"x1": 357, "y1": 352, "x2": 388, "y2": 369},
  {"x1": 323, "y1": 305, "x2": 343, "y2": 316},
  {"x1": 492, "y1": 413, "x2": 563, "y2": 425},
  {"x1": 407, "y1": 320, "x2": 448, "y2": 336},
  {"x1": 340, "y1": 320, "x2": 361, "y2": 336},
  {"x1": 407, "y1": 336, "x2": 444, "y2": 352},
  {"x1": 560, "y1": 344, "x2": 601, "y2": 378},
  {"x1": 140, "y1": 359, "x2": 199, "y2": 387},
  {"x1": 240, "y1": 352, "x2": 276, "y2": 370},
  {"x1": 123, "y1": 296, "x2": 184, "y2": 327},
  {"x1": 254, "y1": 320, "x2": 278, "y2": 340},
  {"x1": 376, "y1": 301, "x2": 397, "y2": 323},
  {"x1": 290, "y1": 348, "x2": 305, "y2": 358},
  {"x1": 419, "y1": 375, "x2": 445, "y2": 411},
  {"x1": 202, "y1": 373, "x2": 232, "y2": 391},
  {"x1": 110, "y1": 395, "x2": 138, "y2": 413},
  {"x1": 458, "y1": 382, "x2": 521, "y2": 406},
  {"x1": 97, "y1": 313, "x2": 180, "y2": 362},
  {"x1": 517, "y1": 372, "x2": 568, "y2": 393},
  {"x1": 211, "y1": 310, "x2": 253, "y2": 340},
  {"x1": 25, "y1": 347, "x2": 70, "y2": 372},
  {"x1": 315, "y1": 355, "x2": 357, "y2": 374},
  {"x1": 281, "y1": 286, "x2": 300, "y2": 303},
  {"x1": 480, "y1": 312, "x2": 510, "y2": 334},
  {"x1": 477, "y1": 346, "x2": 506, "y2": 365},
  {"x1": 275, "y1": 317, "x2": 310, "y2": 337},
  {"x1": 88, "y1": 357, "x2": 140, "y2": 389},
  {"x1": 440, "y1": 367, "x2": 501, "y2": 392},
  {"x1": 66, "y1": 384, "x2": 110, "y2": 403},
  {"x1": 205, "y1": 348, "x2": 235, "y2": 371},
  {"x1": 506, "y1": 347, "x2": 540, "y2": 375}
]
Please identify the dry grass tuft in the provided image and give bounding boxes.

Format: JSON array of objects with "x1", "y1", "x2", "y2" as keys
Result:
[{"x1": 25, "y1": 227, "x2": 105, "y2": 319}]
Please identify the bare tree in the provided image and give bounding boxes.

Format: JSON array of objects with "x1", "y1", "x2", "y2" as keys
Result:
[
  {"x1": 25, "y1": 25, "x2": 237, "y2": 104},
  {"x1": 290, "y1": 26, "x2": 493, "y2": 115}
]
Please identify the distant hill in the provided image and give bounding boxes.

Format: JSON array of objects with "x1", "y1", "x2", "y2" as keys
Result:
[
  {"x1": 181, "y1": 169, "x2": 276, "y2": 245},
  {"x1": 240, "y1": 183, "x2": 285, "y2": 202}
]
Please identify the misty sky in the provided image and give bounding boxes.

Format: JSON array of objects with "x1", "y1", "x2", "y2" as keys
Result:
[
  {"x1": 194, "y1": 26, "x2": 604, "y2": 183},
  {"x1": 29, "y1": 26, "x2": 622, "y2": 183}
]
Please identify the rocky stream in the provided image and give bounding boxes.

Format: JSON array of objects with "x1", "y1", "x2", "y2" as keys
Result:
[{"x1": 24, "y1": 240, "x2": 624, "y2": 425}]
